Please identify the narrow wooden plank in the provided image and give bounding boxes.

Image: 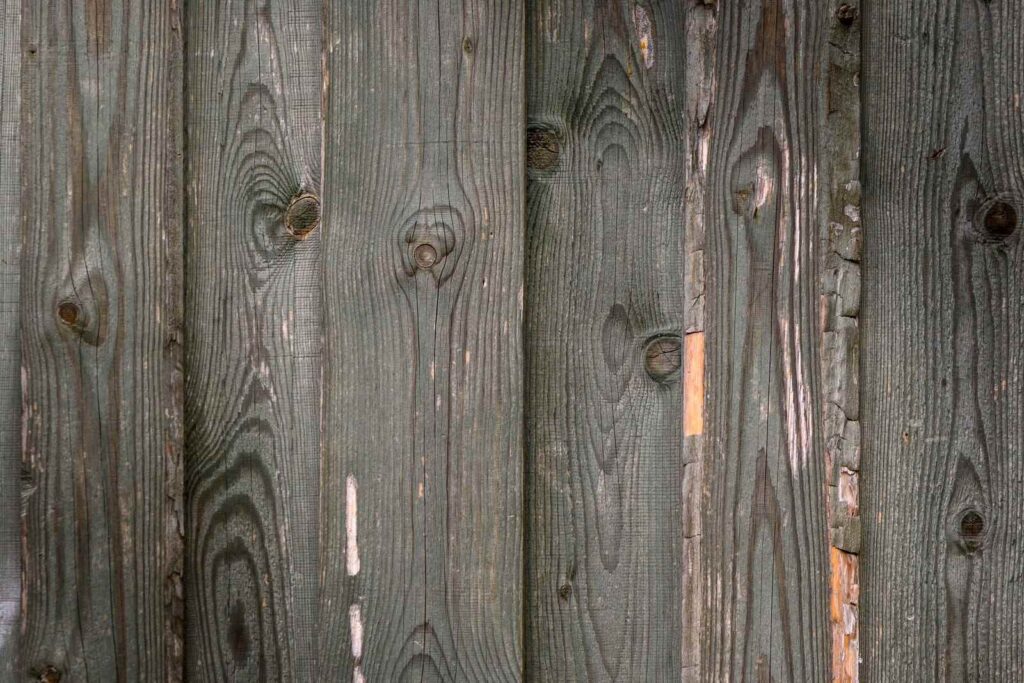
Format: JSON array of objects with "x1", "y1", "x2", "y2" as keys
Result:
[
  {"x1": 0, "y1": 0, "x2": 20, "y2": 677},
  {"x1": 698, "y1": 0, "x2": 832, "y2": 679},
  {"x1": 183, "y1": 1, "x2": 323, "y2": 680},
  {"x1": 18, "y1": 2, "x2": 184, "y2": 681},
  {"x1": 318, "y1": 2, "x2": 524, "y2": 680},
  {"x1": 523, "y1": 2, "x2": 687, "y2": 679},
  {"x1": 862, "y1": 1, "x2": 1024, "y2": 679}
]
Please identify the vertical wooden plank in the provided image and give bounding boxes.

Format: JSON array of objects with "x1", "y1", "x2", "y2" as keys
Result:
[
  {"x1": 524, "y1": 2, "x2": 687, "y2": 680},
  {"x1": 862, "y1": 0, "x2": 1024, "y2": 679},
  {"x1": 183, "y1": 0, "x2": 323, "y2": 680},
  {"x1": 698, "y1": 0, "x2": 833, "y2": 679},
  {"x1": 18, "y1": 1, "x2": 184, "y2": 681},
  {"x1": 0, "y1": 0, "x2": 19, "y2": 677},
  {"x1": 319, "y1": 1, "x2": 523, "y2": 680}
]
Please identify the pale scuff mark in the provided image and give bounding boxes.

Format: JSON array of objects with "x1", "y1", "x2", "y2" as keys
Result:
[
  {"x1": 350, "y1": 603, "x2": 365, "y2": 682},
  {"x1": 633, "y1": 5, "x2": 655, "y2": 69},
  {"x1": 346, "y1": 475, "x2": 360, "y2": 576}
]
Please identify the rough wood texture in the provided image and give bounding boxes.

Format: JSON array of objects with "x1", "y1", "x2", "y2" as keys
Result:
[
  {"x1": 18, "y1": 1, "x2": 184, "y2": 681},
  {"x1": 822, "y1": 2, "x2": 862, "y2": 680},
  {"x1": 862, "y1": 0, "x2": 1024, "y2": 679},
  {"x1": 698, "y1": 0, "x2": 832, "y2": 679},
  {"x1": 183, "y1": 1, "x2": 323, "y2": 680},
  {"x1": 319, "y1": 2, "x2": 524, "y2": 680},
  {"x1": 0, "y1": 0, "x2": 19, "y2": 677},
  {"x1": 524, "y1": 2, "x2": 687, "y2": 679}
]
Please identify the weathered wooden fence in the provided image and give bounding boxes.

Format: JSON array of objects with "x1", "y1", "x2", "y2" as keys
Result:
[{"x1": 1, "y1": 0, "x2": 1022, "y2": 681}]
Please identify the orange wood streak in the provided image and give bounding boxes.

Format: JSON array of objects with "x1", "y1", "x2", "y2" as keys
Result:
[{"x1": 683, "y1": 332, "x2": 705, "y2": 437}]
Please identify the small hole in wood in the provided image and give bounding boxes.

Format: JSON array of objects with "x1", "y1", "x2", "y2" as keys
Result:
[
  {"x1": 982, "y1": 201, "x2": 1018, "y2": 238},
  {"x1": 57, "y1": 301, "x2": 80, "y2": 327},
  {"x1": 286, "y1": 193, "x2": 321, "y2": 238},
  {"x1": 413, "y1": 243, "x2": 438, "y2": 269},
  {"x1": 960, "y1": 510, "x2": 984, "y2": 540},
  {"x1": 643, "y1": 335, "x2": 682, "y2": 383}
]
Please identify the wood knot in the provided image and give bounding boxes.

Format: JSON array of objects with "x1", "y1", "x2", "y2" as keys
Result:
[
  {"x1": 462, "y1": 37, "x2": 474, "y2": 54},
  {"x1": 527, "y1": 127, "x2": 560, "y2": 171},
  {"x1": 286, "y1": 193, "x2": 321, "y2": 238},
  {"x1": 954, "y1": 508, "x2": 986, "y2": 553},
  {"x1": 413, "y1": 243, "x2": 438, "y2": 269},
  {"x1": 643, "y1": 335, "x2": 682, "y2": 383},
  {"x1": 982, "y1": 200, "x2": 1017, "y2": 239},
  {"x1": 38, "y1": 666, "x2": 61, "y2": 682},
  {"x1": 57, "y1": 301, "x2": 81, "y2": 327},
  {"x1": 558, "y1": 582, "x2": 572, "y2": 601},
  {"x1": 836, "y1": 3, "x2": 858, "y2": 26}
]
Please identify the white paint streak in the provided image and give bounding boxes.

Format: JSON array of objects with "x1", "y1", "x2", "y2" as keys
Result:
[
  {"x1": 633, "y1": 5, "x2": 654, "y2": 69},
  {"x1": 350, "y1": 603, "x2": 365, "y2": 682},
  {"x1": 346, "y1": 475, "x2": 360, "y2": 576}
]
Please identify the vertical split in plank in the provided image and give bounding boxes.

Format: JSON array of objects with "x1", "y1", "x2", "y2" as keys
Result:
[
  {"x1": 0, "y1": 0, "x2": 19, "y2": 677},
  {"x1": 524, "y1": 2, "x2": 687, "y2": 679},
  {"x1": 862, "y1": 1, "x2": 1024, "y2": 679},
  {"x1": 319, "y1": 2, "x2": 524, "y2": 680},
  {"x1": 18, "y1": 2, "x2": 184, "y2": 681},
  {"x1": 698, "y1": 0, "x2": 832, "y2": 679},
  {"x1": 822, "y1": 2, "x2": 862, "y2": 681},
  {"x1": 183, "y1": 1, "x2": 323, "y2": 680}
]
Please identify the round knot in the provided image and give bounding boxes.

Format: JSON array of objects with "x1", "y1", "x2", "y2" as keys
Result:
[
  {"x1": 983, "y1": 201, "x2": 1017, "y2": 238},
  {"x1": 527, "y1": 128, "x2": 560, "y2": 171},
  {"x1": 413, "y1": 243, "x2": 438, "y2": 269},
  {"x1": 286, "y1": 193, "x2": 321, "y2": 238},
  {"x1": 643, "y1": 335, "x2": 682, "y2": 383},
  {"x1": 57, "y1": 301, "x2": 81, "y2": 327},
  {"x1": 836, "y1": 3, "x2": 858, "y2": 26}
]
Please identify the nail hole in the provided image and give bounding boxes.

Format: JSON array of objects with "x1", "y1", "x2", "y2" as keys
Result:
[
  {"x1": 286, "y1": 193, "x2": 321, "y2": 238},
  {"x1": 527, "y1": 128, "x2": 560, "y2": 171},
  {"x1": 982, "y1": 201, "x2": 1018, "y2": 238},
  {"x1": 643, "y1": 335, "x2": 682, "y2": 383},
  {"x1": 413, "y1": 243, "x2": 438, "y2": 269},
  {"x1": 57, "y1": 301, "x2": 80, "y2": 327}
]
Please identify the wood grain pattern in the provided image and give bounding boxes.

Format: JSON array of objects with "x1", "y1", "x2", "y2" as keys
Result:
[
  {"x1": 861, "y1": 0, "x2": 1024, "y2": 679},
  {"x1": 523, "y1": 2, "x2": 687, "y2": 679},
  {"x1": 0, "y1": 0, "x2": 19, "y2": 678},
  {"x1": 18, "y1": 1, "x2": 184, "y2": 680},
  {"x1": 698, "y1": 0, "x2": 832, "y2": 679},
  {"x1": 319, "y1": 1, "x2": 524, "y2": 680},
  {"x1": 183, "y1": 0, "x2": 323, "y2": 680}
]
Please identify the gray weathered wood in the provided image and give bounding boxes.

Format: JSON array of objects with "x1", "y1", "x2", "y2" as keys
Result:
[
  {"x1": 861, "y1": 1, "x2": 1024, "y2": 679},
  {"x1": 318, "y1": 1, "x2": 524, "y2": 680},
  {"x1": 523, "y1": 2, "x2": 687, "y2": 679},
  {"x1": 18, "y1": 1, "x2": 184, "y2": 680},
  {"x1": 183, "y1": 0, "x2": 323, "y2": 680},
  {"x1": 697, "y1": 0, "x2": 832, "y2": 679},
  {"x1": 0, "y1": 0, "x2": 19, "y2": 678}
]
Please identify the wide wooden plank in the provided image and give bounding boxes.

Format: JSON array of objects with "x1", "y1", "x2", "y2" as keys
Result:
[
  {"x1": 183, "y1": 1, "x2": 323, "y2": 680},
  {"x1": 697, "y1": 0, "x2": 834, "y2": 679},
  {"x1": 18, "y1": 2, "x2": 184, "y2": 681},
  {"x1": 318, "y1": 2, "x2": 524, "y2": 680},
  {"x1": 0, "y1": 0, "x2": 19, "y2": 677},
  {"x1": 861, "y1": 1, "x2": 1024, "y2": 679},
  {"x1": 523, "y1": 2, "x2": 687, "y2": 680}
]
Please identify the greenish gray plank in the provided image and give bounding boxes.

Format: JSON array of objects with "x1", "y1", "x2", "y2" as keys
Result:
[
  {"x1": 698, "y1": 0, "x2": 831, "y2": 679},
  {"x1": 319, "y1": 1, "x2": 524, "y2": 680},
  {"x1": 862, "y1": 0, "x2": 1024, "y2": 679},
  {"x1": 183, "y1": 0, "x2": 323, "y2": 680},
  {"x1": 18, "y1": 1, "x2": 184, "y2": 681},
  {"x1": 524, "y1": 1, "x2": 687, "y2": 680},
  {"x1": 0, "y1": 0, "x2": 19, "y2": 678}
]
